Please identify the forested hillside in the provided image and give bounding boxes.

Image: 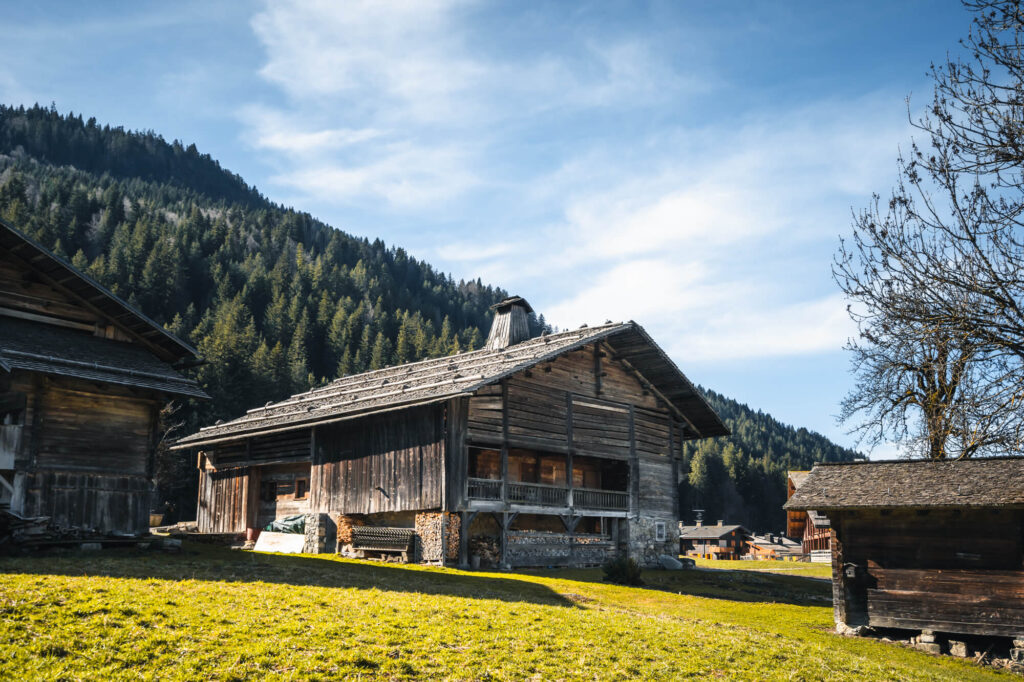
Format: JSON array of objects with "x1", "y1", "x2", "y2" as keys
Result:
[
  {"x1": 0, "y1": 104, "x2": 860, "y2": 523},
  {"x1": 681, "y1": 389, "x2": 863, "y2": 532}
]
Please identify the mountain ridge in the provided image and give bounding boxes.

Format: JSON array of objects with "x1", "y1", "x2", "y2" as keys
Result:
[{"x1": 0, "y1": 103, "x2": 862, "y2": 525}]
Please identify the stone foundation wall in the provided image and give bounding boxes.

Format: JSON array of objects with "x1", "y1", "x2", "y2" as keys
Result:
[
  {"x1": 302, "y1": 513, "x2": 337, "y2": 554},
  {"x1": 627, "y1": 516, "x2": 676, "y2": 567}
]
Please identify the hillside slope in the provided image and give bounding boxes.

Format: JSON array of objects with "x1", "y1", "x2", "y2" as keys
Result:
[{"x1": 0, "y1": 104, "x2": 859, "y2": 525}]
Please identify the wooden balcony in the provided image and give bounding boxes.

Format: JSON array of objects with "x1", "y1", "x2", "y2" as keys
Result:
[{"x1": 466, "y1": 477, "x2": 629, "y2": 511}]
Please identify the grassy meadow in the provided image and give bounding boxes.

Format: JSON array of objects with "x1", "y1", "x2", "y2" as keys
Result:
[
  {"x1": 691, "y1": 558, "x2": 834, "y2": 579},
  {"x1": 0, "y1": 543, "x2": 1012, "y2": 680}
]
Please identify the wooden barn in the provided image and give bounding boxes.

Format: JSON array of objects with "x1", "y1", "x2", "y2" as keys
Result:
[
  {"x1": 174, "y1": 296, "x2": 728, "y2": 567},
  {"x1": 0, "y1": 219, "x2": 207, "y2": 535},
  {"x1": 785, "y1": 458, "x2": 1024, "y2": 641},
  {"x1": 786, "y1": 470, "x2": 831, "y2": 557}
]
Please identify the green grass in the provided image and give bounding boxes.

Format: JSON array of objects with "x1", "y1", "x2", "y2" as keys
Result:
[
  {"x1": 0, "y1": 543, "x2": 1011, "y2": 680},
  {"x1": 692, "y1": 558, "x2": 834, "y2": 580}
]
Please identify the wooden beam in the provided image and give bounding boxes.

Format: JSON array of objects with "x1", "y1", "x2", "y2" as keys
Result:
[
  {"x1": 459, "y1": 510, "x2": 478, "y2": 568},
  {"x1": 500, "y1": 379, "x2": 509, "y2": 509}
]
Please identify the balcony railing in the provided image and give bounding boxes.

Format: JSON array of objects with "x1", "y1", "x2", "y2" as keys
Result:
[
  {"x1": 573, "y1": 488, "x2": 629, "y2": 511},
  {"x1": 467, "y1": 477, "x2": 502, "y2": 501},
  {"x1": 467, "y1": 478, "x2": 629, "y2": 511},
  {"x1": 508, "y1": 481, "x2": 568, "y2": 507}
]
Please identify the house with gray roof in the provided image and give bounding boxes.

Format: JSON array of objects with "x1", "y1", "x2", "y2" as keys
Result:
[{"x1": 174, "y1": 296, "x2": 728, "y2": 567}]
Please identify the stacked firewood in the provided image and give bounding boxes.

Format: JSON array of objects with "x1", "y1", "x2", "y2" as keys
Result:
[
  {"x1": 336, "y1": 515, "x2": 365, "y2": 546},
  {"x1": 468, "y1": 535, "x2": 500, "y2": 565},
  {"x1": 415, "y1": 512, "x2": 460, "y2": 562}
]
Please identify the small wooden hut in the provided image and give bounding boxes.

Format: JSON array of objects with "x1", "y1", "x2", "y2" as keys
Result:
[
  {"x1": 0, "y1": 219, "x2": 207, "y2": 535},
  {"x1": 175, "y1": 296, "x2": 729, "y2": 567},
  {"x1": 785, "y1": 458, "x2": 1024, "y2": 639}
]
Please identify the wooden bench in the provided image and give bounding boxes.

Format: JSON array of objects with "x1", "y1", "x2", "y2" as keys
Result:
[{"x1": 351, "y1": 526, "x2": 416, "y2": 562}]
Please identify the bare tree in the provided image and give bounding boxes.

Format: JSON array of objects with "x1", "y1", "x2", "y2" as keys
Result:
[{"x1": 836, "y1": 0, "x2": 1024, "y2": 459}]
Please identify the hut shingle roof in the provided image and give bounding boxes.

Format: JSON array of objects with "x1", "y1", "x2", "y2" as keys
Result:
[
  {"x1": 175, "y1": 320, "x2": 729, "y2": 448},
  {"x1": 784, "y1": 457, "x2": 1024, "y2": 511},
  {"x1": 0, "y1": 318, "x2": 209, "y2": 398}
]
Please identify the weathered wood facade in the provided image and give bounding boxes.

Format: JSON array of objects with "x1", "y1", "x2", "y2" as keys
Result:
[
  {"x1": 0, "y1": 219, "x2": 207, "y2": 535},
  {"x1": 786, "y1": 458, "x2": 1024, "y2": 640},
  {"x1": 178, "y1": 297, "x2": 728, "y2": 567}
]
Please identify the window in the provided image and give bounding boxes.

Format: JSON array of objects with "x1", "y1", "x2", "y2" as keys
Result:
[
  {"x1": 719, "y1": 539, "x2": 728, "y2": 547},
  {"x1": 295, "y1": 478, "x2": 308, "y2": 500},
  {"x1": 655, "y1": 521, "x2": 666, "y2": 542},
  {"x1": 260, "y1": 481, "x2": 277, "y2": 502}
]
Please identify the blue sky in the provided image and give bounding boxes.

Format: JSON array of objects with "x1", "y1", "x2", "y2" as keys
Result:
[{"x1": 1, "y1": 1, "x2": 973, "y2": 454}]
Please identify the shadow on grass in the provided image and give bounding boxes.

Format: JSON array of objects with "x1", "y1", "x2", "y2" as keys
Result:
[
  {"x1": 527, "y1": 566, "x2": 833, "y2": 608},
  {"x1": 0, "y1": 541, "x2": 578, "y2": 608}
]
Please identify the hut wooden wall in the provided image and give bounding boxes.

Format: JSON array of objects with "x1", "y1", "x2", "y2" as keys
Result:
[
  {"x1": 7, "y1": 373, "x2": 159, "y2": 535},
  {"x1": 634, "y1": 407, "x2": 675, "y2": 521},
  {"x1": 19, "y1": 470, "x2": 150, "y2": 533},
  {"x1": 206, "y1": 430, "x2": 312, "y2": 468},
  {"x1": 833, "y1": 508, "x2": 1024, "y2": 637},
  {"x1": 196, "y1": 464, "x2": 250, "y2": 533},
  {"x1": 312, "y1": 405, "x2": 444, "y2": 514}
]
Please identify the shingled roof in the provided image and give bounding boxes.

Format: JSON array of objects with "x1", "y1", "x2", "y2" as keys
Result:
[
  {"x1": 784, "y1": 457, "x2": 1024, "y2": 511},
  {"x1": 174, "y1": 320, "x2": 729, "y2": 449},
  {"x1": 0, "y1": 218, "x2": 202, "y2": 367},
  {"x1": 0, "y1": 318, "x2": 208, "y2": 398}
]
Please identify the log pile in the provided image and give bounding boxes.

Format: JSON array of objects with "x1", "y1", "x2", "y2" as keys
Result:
[
  {"x1": 336, "y1": 515, "x2": 365, "y2": 545},
  {"x1": 468, "y1": 535, "x2": 500, "y2": 566},
  {"x1": 415, "y1": 512, "x2": 459, "y2": 563}
]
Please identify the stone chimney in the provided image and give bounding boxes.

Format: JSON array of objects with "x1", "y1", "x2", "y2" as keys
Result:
[
  {"x1": 695, "y1": 519, "x2": 702, "y2": 527},
  {"x1": 485, "y1": 296, "x2": 533, "y2": 350},
  {"x1": 717, "y1": 520, "x2": 723, "y2": 526}
]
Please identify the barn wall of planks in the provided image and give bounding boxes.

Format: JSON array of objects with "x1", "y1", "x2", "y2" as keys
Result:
[
  {"x1": 0, "y1": 219, "x2": 207, "y2": 537},
  {"x1": 7, "y1": 373, "x2": 163, "y2": 535},
  {"x1": 832, "y1": 508, "x2": 1024, "y2": 637},
  {"x1": 314, "y1": 405, "x2": 445, "y2": 515}
]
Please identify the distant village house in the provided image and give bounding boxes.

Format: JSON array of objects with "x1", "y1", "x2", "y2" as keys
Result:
[
  {"x1": 678, "y1": 521, "x2": 748, "y2": 560},
  {"x1": 786, "y1": 470, "x2": 832, "y2": 561}
]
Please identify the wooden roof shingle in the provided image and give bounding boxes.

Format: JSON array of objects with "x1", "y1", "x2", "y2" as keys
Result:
[
  {"x1": 0, "y1": 318, "x2": 209, "y2": 399},
  {"x1": 174, "y1": 320, "x2": 729, "y2": 449},
  {"x1": 784, "y1": 457, "x2": 1024, "y2": 511}
]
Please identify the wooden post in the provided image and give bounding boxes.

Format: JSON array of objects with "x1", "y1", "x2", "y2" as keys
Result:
[
  {"x1": 594, "y1": 344, "x2": 603, "y2": 396},
  {"x1": 628, "y1": 405, "x2": 638, "y2": 516},
  {"x1": 500, "y1": 380, "x2": 509, "y2": 508},
  {"x1": 498, "y1": 511, "x2": 518, "y2": 568},
  {"x1": 566, "y1": 393, "x2": 574, "y2": 509},
  {"x1": 459, "y1": 510, "x2": 478, "y2": 568},
  {"x1": 561, "y1": 514, "x2": 580, "y2": 566},
  {"x1": 669, "y1": 420, "x2": 679, "y2": 521}
]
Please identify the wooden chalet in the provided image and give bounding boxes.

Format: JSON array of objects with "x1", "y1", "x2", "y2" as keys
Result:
[
  {"x1": 0, "y1": 219, "x2": 207, "y2": 535},
  {"x1": 785, "y1": 458, "x2": 1024, "y2": 640},
  {"x1": 175, "y1": 296, "x2": 729, "y2": 567},
  {"x1": 678, "y1": 521, "x2": 748, "y2": 560},
  {"x1": 786, "y1": 470, "x2": 831, "y2": 556}
]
